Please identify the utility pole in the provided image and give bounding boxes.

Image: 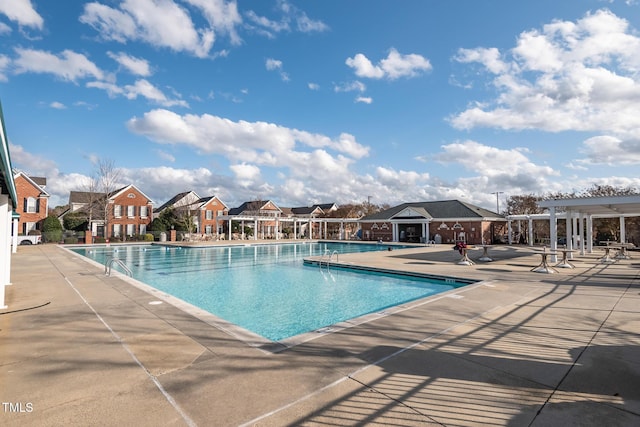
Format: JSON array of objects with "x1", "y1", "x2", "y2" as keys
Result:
[{"x1": 491, "y1": 191, "x2": 504, "y2": 214}]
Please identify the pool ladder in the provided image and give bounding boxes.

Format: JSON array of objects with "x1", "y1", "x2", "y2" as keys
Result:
[
  {"x1": 105, "y1": 257, "x2": 133, "y2": 277},
  {"x1": 319, "y1": 250, "x2": 339, "y2": 273}
]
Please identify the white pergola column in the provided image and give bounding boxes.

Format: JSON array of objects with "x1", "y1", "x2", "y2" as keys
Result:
[
  {"x1": 275, "y1": 218, "x2": 279, "y2": 240},
  {"x1": 507, "y1": 220, "x2": 513, "y2": 244},
  {"x1": 423, "y1": 222, "x2": 429, "y2": 242},
  {"x1": 579, "y1": 212, "x2": 585, "y2": 255},
  {"x1": 549, "y1": 207, "x2": 558, "y2": 263},
  {"x1": 339, "y1": 221, "x2": 344, "y2": 240},
  {"x1": 528, "y1": 217, "x2": 534, "y2": 247},
  {"x1": 392, "y1": 223, "x2": 398, "y2": 242},
  {"x1": 254, "y1": 219, "x2": 258, "y2": 241},
  {"x1": 1, "y1": 194, "x2": 10, "y2": 308},
  {"x1": 308, "y1": 219, "x2": 312, "y2": 240},
  {"x1": 620, "y1": 216, "x2": 626, "y2": 243},
  {"x1": 587, "y1": 215, "x2": 593, "y2": 253},
  {"x1": 293, "y1": 220, "x2": 297, "y2": 240},
  {"x1": 565, "y1": 209, "x2": 573, "y2": 259},
  {"x1": 324, "y1": 221, "x2": 328, "y2": 240}
]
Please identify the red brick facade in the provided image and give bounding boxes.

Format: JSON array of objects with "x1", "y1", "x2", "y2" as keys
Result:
[
  {"x1": 196, "y1": 197, "x2": 228, "y2": 235},
  {"x1": 14, "y1": 173, "x2": 48, "y2": 235},
  {"x1": 106, "y1": 186, "x2": 153, "y2": 239}
]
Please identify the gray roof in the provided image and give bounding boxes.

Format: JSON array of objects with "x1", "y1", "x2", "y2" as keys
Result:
[{"x1": 361, "y1": 200, "x2": 503, "y2": 221}]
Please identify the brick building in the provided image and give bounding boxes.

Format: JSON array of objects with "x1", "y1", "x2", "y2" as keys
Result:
[{"x1": 13, "y1": 171, "x2": 49, "y2": 235}]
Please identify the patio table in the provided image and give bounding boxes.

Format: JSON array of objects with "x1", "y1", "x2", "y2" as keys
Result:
[
  {"x1": 478, "y1": 245, "x2": 493, "y2": 262},
  {"x1": 457, "y1": 246, "x2": 475, "y2": 265},
  {"x1": 531, "y1": 248, "x2": 558, "y2": 273},
  {"x1": 555, "y1": 248, "x2": 577, "y2": 269}
]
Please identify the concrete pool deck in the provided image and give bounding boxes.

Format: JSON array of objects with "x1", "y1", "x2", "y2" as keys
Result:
[{"x1": 1, "y1": 242, "x2": 639, "y2": 426}]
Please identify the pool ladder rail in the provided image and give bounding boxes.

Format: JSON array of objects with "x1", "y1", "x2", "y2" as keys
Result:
[
  {"x1": 319, "y1": 250, "x2": 339, "y2": 273},
  {"x1": 105, "y1": 257, "x2": 133, "y2": 277}
]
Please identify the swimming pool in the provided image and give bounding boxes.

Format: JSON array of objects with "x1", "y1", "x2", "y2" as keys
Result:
[{"x1": 71, "y1": 242, "x2": 473, "y2": 343}]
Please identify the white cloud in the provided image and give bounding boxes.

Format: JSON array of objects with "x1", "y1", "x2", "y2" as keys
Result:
[
  {"x1": 0, "y1": 55, "x2": 9, "y2": 82},
  {"x1": 230, "y1": 162, "x2": 261, "y2": 187},
  {"x1": 13, "y1": 48, "x2": 104, "y2": 82},
  {"x1": 80, "y1": 0, "x2": 216, "y2": 58},
  {"x1": 107, "y1": 51, "x2": 152, "y2": 76},
  {"x1": 434, "y1": 140, "x2": 559, "y2": 193},
  {"x1": 87, "y1": 79, "x2": 188, "y2": 107},
  {"x1": 265, "y1": 58, "x2": 282, "y2": 70},
  {"x1": 307, "y1": 82, "x2": 319, "y2": 90},
  {"x1": 346, "y1": 48, "x2": 432, "y2": 80},
  {"x1": 183, "y1": 0, "x2": 243, "y2": 45},
  {"x1": 155, "y1": 149, "x2": 176, "y2": 162},
  {"x1": 450, "y1": 8, "x2": 640, "y2": 148},
  {"x1": 127, "y1": 109, "x2": 369, "y2": 162},
  {"x1": 355, "y1": 96, "x2": 372, "y2": 104},
  {"x1": 333, "y1": 81, "x2": 366, "y2": 93},
  {"x1": 0, "y1": 0, "x2": 43, "y2": 29},
  {"x1": 265, "y1": 58, "x2": 289, "y2": 81},
  {"x1": 454, "y1": 47, "x2": 509, "y2": 74},
  {"x1": 245, "y1": 0, "x2": 328, "y2": 38},
  {"x1": 50, "y1": 101, "x2": 66, "y2": 109},
  {"x1": 295, "y1": 11, "x2": 329, "y2": 33},
  {"x1": 580, "y1": 135, "x2": 640, "y2": 165},
  {"x1": 0, "y1": 22, "x2": 11, "y2": 35}
]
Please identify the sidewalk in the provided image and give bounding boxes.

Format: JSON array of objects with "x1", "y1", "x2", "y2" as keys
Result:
[{"x1": 1, "y1": 243, "x2": 639, "y2": 426}]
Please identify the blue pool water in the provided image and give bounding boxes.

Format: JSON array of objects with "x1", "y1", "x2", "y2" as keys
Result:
[{"x1": 71, "y1": 242, "x2": 471, "y2": 342}]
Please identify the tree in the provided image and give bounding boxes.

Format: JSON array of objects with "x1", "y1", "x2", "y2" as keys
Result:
[
  {"x1": 95, "y1": 159, "x2": 122, "y2": 238},
  {"x1": 42, "y1": 215, "x2": 63, "y2": 243},
  {"x1": 63, "y1": 211, "x2": 88, "y2": 231},
  {"x1": 82, "y1": 173, "x2": 100, "y2": 231}
]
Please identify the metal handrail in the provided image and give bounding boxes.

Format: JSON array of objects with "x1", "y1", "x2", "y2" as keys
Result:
[{"x1": 105, "y1": 257, "x2": 133, "y2": 277}]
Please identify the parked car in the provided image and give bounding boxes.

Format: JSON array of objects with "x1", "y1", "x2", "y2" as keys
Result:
[{"x1": 14, "y1": 235, "x2": 42, "y2": 245}]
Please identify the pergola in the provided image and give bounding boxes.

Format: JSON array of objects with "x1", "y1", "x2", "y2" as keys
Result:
[
  {"x1": 220, "y1": 215, "x2": 362, "y2": 241},
  {"x1": 537, "y1": 195, "x2": 640, "y2": 262}
]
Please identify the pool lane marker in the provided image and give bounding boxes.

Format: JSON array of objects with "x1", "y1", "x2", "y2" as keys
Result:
[{"x1": 61, "y1": 274, "x2": 197, "y2": 427}]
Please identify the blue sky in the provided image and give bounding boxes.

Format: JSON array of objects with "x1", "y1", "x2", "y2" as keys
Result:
[{"x1": 2, "y1": 1, "x2": 640, "y2": 211}]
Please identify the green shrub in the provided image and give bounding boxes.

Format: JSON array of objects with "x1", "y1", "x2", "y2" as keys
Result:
[
  {"x1": 143, "y1": 233, "x2": 154, "y2": 241},
  {"x1": 64, "y1": 237, "x2": 78, "y2": 244},
  {"x1": 94, "y1": 237, "x2": 106, "y2": 244},
  {"x1": 42, "y1": 215, "x2": 63, "y2": 243}
]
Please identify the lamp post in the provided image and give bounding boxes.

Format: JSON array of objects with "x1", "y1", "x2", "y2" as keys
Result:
[{"x1": 491, "y1": 191, "x2": 504, "y2": 214}]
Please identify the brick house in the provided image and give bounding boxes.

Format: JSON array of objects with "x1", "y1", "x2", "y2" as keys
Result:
[
  {"x1": 13, "y1": 171, "x2": 49, "y2": 235},
  {"x1": 193, "y1": 196, "x2": 228, "y2": 236},
  {"x1": 360, "y1": 200, "x2": 506, "y2": 245},
  {"x1": 66, "y1": 184, "x2": 153, "y2": 239},
  {"x1": 107, "y1": 185, "x2": 154, "y2": 239}
]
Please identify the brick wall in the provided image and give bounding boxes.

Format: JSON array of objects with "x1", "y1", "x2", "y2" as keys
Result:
[{"x1": 14, "y1": 175, "x2": 48, "y2": 234}]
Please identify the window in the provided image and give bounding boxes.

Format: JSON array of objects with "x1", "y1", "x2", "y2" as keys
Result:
[
  {"x1": 126, "y1": 224, "x2": 135, "y2": 236},
  {"x1": 114, "y1": 205, "x2": 122, "y2": 218},
  {"x1": 205, "y1": 225, "x2": 212, "y2": 234},
  {"x1": 25, "y1": 197, "x2": 37, "y2": 213},
  {"x1": 139, "y1": 224, "x2": 147, "y2": 235},
  {"x1": 206, "y1": 210, "x2": 213, "y2": 220},
  {"x1": 23, "y1": 222, "x2": 36, "y2": 234},
  {"x1": 113, "y1": 224, "x2": 121, "y2": 237},
  {"x1": 140, "y1": 206, "x2": 148, "y2": 218},
  {"x1": 217, "y1": 210, "x2": 224, "y2": 217},
  {"x1": 127, "y1": 205, "x2": 135, "y2": 218}
]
